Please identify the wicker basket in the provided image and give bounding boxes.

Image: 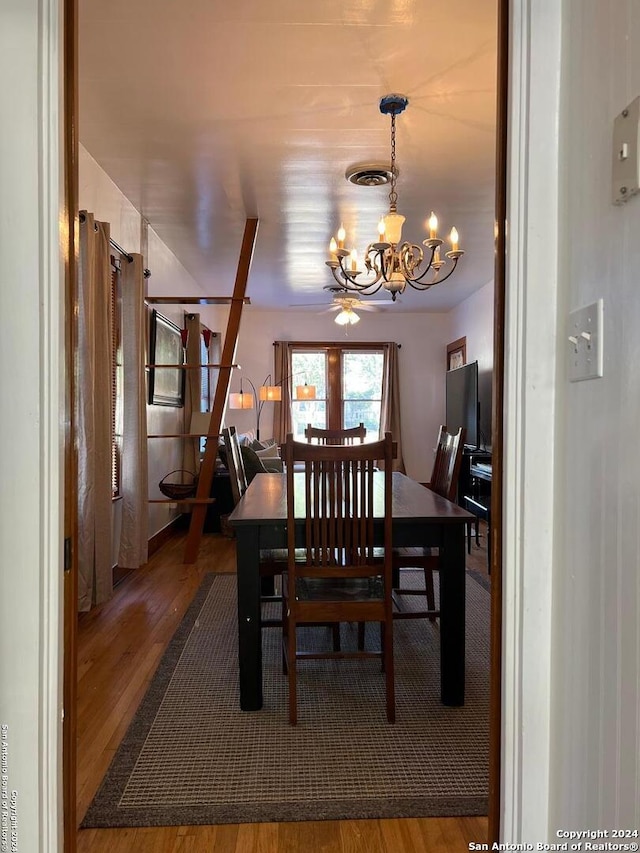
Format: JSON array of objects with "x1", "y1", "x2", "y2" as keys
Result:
[{"x1": 158, "y1": 469, "x2": 198, "y2": 500}]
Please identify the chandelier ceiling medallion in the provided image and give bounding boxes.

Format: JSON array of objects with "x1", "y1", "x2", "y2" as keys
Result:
[{"x1": 326, "y1": 94, "x2": 464, "y2": 301}]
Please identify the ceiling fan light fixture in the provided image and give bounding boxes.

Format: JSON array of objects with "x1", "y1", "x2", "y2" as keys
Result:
[
  {"x1": 326, "y1": 94, "x2": 465, "y2": 301},
  {"x1": 335, "y1": 306, "x2": 360, "y2": 326}
]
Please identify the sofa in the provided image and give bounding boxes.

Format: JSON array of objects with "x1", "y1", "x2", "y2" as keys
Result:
[{"x1": 218, "y1": 429, "x2": 283, "y2": 481}]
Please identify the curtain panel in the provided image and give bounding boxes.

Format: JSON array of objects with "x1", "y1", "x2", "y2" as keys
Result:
[
  {"x1": 272, "y1": 340, "x2": 293, "y2": 444},
  {"x1": 381, "y1": 342, "x2": 405, "y2": 473},
  {"x1": 118, "y1": 253, "x2": 149, "y2": 568},
  {"x1": 77, "y1": 213, "x2": 114, "y2": 611}
]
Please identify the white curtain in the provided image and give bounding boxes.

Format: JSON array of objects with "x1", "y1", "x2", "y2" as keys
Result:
[
  {"x1": 77, "y1": 213, "x2": 114, "y2": 611},
  {"x1": 118, "y1": 253, "x2": 149, "y2": 567},
  {"x1": 380, "y1": 342, "x2": 405, "y2": 472}
]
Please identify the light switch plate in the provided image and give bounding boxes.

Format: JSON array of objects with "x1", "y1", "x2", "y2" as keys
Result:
[
  {"x1": 612, "y1": 96, "x2": 640, "y2": 204},
  {"x1": 568, "y1": 299, "x2": 603, "y2": 382}
]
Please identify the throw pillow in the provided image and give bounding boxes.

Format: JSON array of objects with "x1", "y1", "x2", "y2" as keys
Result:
[
  {"x1": 255, "y1": 444, "x2": 280, "y2": 460},
  {"x1": 240, "y1": 444, "x2": 267, "y2": 483}
]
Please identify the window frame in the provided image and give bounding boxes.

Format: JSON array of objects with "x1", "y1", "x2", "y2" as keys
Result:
[
  {"x1": 289, "y1": 342, "x2": 387, "y2": 438},
  {"x1": 110, "y1": 259, "x2": 122, "y2": 497}
]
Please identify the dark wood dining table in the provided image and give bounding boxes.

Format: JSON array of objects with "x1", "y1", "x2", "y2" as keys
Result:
[{"x1": 228, "y1": 471, "x2": 474, "y2": 711}]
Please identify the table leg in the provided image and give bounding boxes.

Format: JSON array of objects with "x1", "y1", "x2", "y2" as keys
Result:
[
  {"x1": 439, "y1": 523, "x2": 466, "y2": 705},
  {"x1": 236, "y1": 527, "x2": 263, "y2": 711}
]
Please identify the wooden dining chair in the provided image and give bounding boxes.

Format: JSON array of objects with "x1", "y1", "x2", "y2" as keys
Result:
[
  {"x1": 282, "y1": 432, "x2": 395, "y2": 725},
  {"x1": 222, "y1": 426, "x2": 248, "y2": 504},
  {"x1": 222, "y1": 426, "x2": 282, "y2": 628},
  {"x1": 222, "y1": 427, "x2": 340, "y2": 645},
  {"x1": 392, "y1": 426, "x2": 466, "y2": 622},
  {"x1": 304, "y1": 423, "x2": 366, "y2": 445}
]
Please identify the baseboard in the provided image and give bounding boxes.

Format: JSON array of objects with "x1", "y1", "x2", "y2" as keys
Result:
[
  {"x1": 112, "y1": 515, "x2": 185, "y2": 588},
  {"x1": 148, "y1": 514, "x2": 185, "y2": 558}
]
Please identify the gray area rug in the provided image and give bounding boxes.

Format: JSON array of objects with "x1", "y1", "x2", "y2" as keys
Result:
[{"x1": 82, "y1": 570, "x2": 490, "y2": 827}]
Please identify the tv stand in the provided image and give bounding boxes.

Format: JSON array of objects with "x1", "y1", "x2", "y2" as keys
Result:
[{"x1": 459, "y1": 448, "x2": 492, "y2": 569}]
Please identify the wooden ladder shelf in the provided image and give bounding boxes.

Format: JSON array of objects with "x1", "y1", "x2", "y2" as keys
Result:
[{"x1": 182, "y1": 217, "x2": 258, "y2": 563}]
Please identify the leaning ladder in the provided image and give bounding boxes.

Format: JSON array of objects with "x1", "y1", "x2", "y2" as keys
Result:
[{"x1": 183, "y1": 218, "x2": 258, "y2": 563}]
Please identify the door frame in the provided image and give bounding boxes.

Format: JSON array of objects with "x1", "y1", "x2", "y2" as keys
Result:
[
  {"x1": 498, "y1": 0, "x2": 562, "y2": 839},
  {"x1": 0, "y1": 0, "x2": 66, "y2": 850},
  {"x1": 11, "y1": 0, "x2": 563, "y2": 846}
]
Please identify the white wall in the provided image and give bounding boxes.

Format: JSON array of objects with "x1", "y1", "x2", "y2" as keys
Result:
[
  {"x1": 219, "y1": 308, "x2": 453, "y2": 483},
  {"x1": 80, "y1": 147, "x2": 215, "y2": 538},
  {"x1": 448, "y1": 279, "x2": 494, "y2": 447},
  {"x1": 549, "y1": 0, "x2": 640, "y2": 830}
]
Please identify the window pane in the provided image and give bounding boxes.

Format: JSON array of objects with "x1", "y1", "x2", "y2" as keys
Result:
[
  {"x1": 343, "y1": 352, "x2": 384, "y2": 399},
  {"x1": 112, "y1": 267, "x2": 123, "y2": 496},
  {"x1": 291, "y1": 401, "x2": 327, "y2": 439},
  {"x1": 343, "y1": 351, "x2": 384, "y2": 440},
  {"x1": 291, "y1": 351, "x2": 326, "y2": 398},
  {"x1": 291, "y1": 351, "x2": 327, "y2": 437},
  {"x1": 344, "y1": 401, "x2": 381, "y2": 436}
]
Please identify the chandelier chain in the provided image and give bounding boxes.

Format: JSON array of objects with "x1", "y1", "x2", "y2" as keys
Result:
[{"x1": 388, "y1": 112, "x2": 398, "y2": 213}]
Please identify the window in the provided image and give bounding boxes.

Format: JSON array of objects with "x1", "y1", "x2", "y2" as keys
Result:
[
  {"x1": 111, "y1": 262, "x2": 123, "y2": 497},
  {"x1": 290, "y1": 345, "x2": 385, "y2": 441},
  {"x1": 200, "y1": 328, "x2": 218, "y2": 412}
]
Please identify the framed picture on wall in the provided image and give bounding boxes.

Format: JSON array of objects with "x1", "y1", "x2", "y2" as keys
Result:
[
  {"x1": 446, "y1": 336, "x2": 467, "y2": 371},
  {"x1": 148, "y1": 309, "x2": 185, "y2": 406}
]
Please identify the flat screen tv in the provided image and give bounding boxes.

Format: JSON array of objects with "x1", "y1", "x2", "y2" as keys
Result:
[{"x1": 445, "y1": 361, "x2": 479, "y2": 449}]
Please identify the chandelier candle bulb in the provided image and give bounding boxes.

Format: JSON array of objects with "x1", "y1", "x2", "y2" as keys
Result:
[
  {"x1": 350, "y1": 249, "x2": 358, "y2": 271},
  {"x1": 337, "y1": 225, "x2": 346, "y2": 250},
  {"x1": 428, "y1": 212, "x2": 438, "y2": 239},
  {"x1": 449, "y1": 227, "x2": 459, "y2": 252},
  {"x1": 329, "y1": 237, "x2": 338, "y2": 262},
  {"x1": 377, "y1": 218, "x2": 386, "y2": 240}
]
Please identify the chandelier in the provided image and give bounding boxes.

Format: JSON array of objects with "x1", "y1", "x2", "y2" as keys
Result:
[{"x1": 326, "y1": 94, "x2": 464, "y2": 301}]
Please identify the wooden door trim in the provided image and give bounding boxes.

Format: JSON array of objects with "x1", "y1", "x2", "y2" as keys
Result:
[
  {"x1": 63, "y1": 0, "x2": 78, "y2": 848},
  {"x1": 488, "y1": 0, "x2": 509, "y2": 842}
]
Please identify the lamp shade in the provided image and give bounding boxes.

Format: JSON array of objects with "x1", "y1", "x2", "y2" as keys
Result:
[
  {"x1": 259, "y1": 385, "x2": 282, "y2": 402},
  {"x1": 382, "y1": 211, "x2": 405, "y2": 244},
  {"x1": 228, "y1": 391, "x2": 254, "y2": 409},
  {"x1": 295, "y1": 384, "x2": 316, "y2": 401}
]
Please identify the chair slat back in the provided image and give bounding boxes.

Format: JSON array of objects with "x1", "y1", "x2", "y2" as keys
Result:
[
  {"x1": 284, "y1": 433, "x2": 393, "y2": 573},
  {"x1": 304, "y1": 423, "x2": 366, "y2": 445},
  {"x1": 429, "y1": 426, "x2": 466, "y2": 501},
  {"x1": 222, "y1": 426, "x2": 247, "y2": 505}
]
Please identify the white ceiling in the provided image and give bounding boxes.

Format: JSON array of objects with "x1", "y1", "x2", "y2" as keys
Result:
[{"x1": 79, "y1": 0, "x2": 498, "y2": 312}]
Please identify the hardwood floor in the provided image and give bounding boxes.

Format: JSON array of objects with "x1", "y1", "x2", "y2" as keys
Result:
[{"x1": 76, "y1": 524, "x2": 490, "y2": 852}]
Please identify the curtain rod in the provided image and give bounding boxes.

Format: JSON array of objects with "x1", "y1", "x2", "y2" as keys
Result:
[{"x1": 79, "y1": 212, "x2": 151, "y2": 278}]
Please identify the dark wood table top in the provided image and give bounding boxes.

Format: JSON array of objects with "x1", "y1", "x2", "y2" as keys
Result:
[{"x1": 229, "y1": 471, "x2": 474, "y2": 527}]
